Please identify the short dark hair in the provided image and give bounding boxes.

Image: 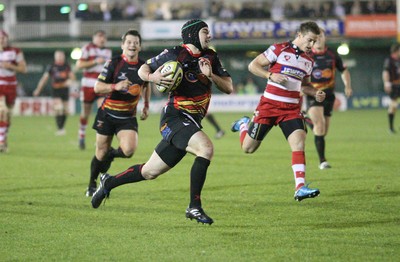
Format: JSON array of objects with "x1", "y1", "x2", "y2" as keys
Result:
[
  {"x1": 122, "y1": 29, "x2": 142, "y2": 45},
  {"x1": 93, "y1": 30, "x2": 106, "y2": 36},
  {"x1": 298, "y1": 21, "x2": 321, "y2": 36}
]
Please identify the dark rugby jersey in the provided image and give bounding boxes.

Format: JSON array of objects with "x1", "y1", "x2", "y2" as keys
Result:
[
  {"x1": 383, "y1": 55, "x2": 400, "y2": 86},
  {"x1": 310, "y1": 47, "x2": 346, "y2": 92},
  {"x1": 46, "y1": 63, "x2": 71, "y2": 89},
  {"x1": 146, "y1": 45, "x2": 230, "y2": 123},
  {"x1": 98, "y1": 54, "x2": 145, "y2": 118}
]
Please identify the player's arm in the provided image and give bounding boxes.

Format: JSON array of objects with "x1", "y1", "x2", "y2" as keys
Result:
[
  {"x1": 76, "y1": 58, "x2": 102, "y2": 69},
  {"x1": 138, "y1": 63, "x2": 172, "y2": 86},
  {"x1": 63, "y1": 70, "x2": 76, "y2": 87},
  {"x1": 341, "y1": 68, "x2": 352, "y2": 97},
  {"x1": 212, "y1": 75, "x2": 233, "y2": 94},
  {"x1": 382, "y1": 69, "x2": 392, "y2": 94},
  {"x1": 199, "y1": 56, "x2": 233, "y2": 94},
  {"x1": 33, "y1": 72, "x2": 49, "y2": 96},
  {"x1": 302, "y1": 76, "x2": 326, "y2": 102},
  {"x1": 94, "y1": 79, "x2": 131, "y2": 94},
  {"x1": 248, "y1": 53, "x2": 271, "y2": 79},
  {"x1": 68, "y1": 70, "x2": 76, "y2": 82},
  {"x1": 140, "y1": 81, "x2": 151, "y2": 120},
  {"x1": 248, "y1": 53, "x2": 287, "y2": 84},
  {"x1": 1, "y1": 54, "x2": 27, "y2": 73}
]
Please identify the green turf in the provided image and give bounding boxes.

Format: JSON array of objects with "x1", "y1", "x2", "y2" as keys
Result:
[{"x1": 1, "y1": 109, "x2": 399, "y2": 261}]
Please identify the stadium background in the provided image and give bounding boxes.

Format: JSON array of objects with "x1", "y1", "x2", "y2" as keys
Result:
[{"x1": 1, "y1": 0, "x2": 397, "y2": 113}]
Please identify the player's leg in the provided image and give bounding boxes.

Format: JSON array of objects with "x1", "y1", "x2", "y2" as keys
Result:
[
  {"x1": 87, "y1": 109, "x2": 114, "y2": 196},
  {"x1": 183, "y1": 130, "x2": 215, "y2": 224},
  {"x1": 53, "y1": 97, "x2": 66, "y2": 135},
  {"x1": 308, "y1": 105, "x2": 328, "y2": 167},
  {"x1": 206, "y1": 113, "x2": 225, "y2": 139},
  {"x1": 79, "y1": 101, "x2": 92, "y2": 149},
  {"x1": 388, "y1": 98, "x2": 398, "y2": 133},
  {"x1": 86, "y1": 133, "x2": 113, "y2": 196},
  {"x1": 0, "y1": 95, "x2": 9, "y2": 152},
  {"x1": 388, "y1": 86, "x2": 400, "y2": 133},
  {"x1": 61, "y1": 100, "x2": 69, "y2": 129},
  {"x1": 232, "y1": 114, "x2": 272, "y2": 153},
  {"x1": 91, "y1": 141, "x2": 181, "y2": 208},
  {"x1": 110, "y1": 117, "x2": 139, "y2": 160},
  {"x1": 79, "y1": 87, "x2": 97, "y2": 149},
  {"x1": 280, "y1": 118, "x2": 320, "y2": 201},
  {"x1": 0, "y1": 86, "x2": 16, "y2": 152},
  {"x1": 59, "y1": 89, "x2": 70, "y2": 134}
]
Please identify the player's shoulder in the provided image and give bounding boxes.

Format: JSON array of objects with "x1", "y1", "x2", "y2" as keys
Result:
[
  {"x1": 268, "y1": 41, "x2": 291, "y2": 54},
  {"x1": 82, "y1": 42, "x2": 95, "y2": 49},
  {"x1": 274, "y1": 41, "x2": 291, "y2": 49},
  {"x1": 4, "y1": 46, "x2": 22, "y2": 53},
  {"x1": 148, "y1": 46, "x2": 180, "y2": 64},
  {"x1": 203, "y1": 48, "x2": 217, "y2": 56},
  {"x1": 111, "y1": 54, "x2": 123, "y2": 61}
]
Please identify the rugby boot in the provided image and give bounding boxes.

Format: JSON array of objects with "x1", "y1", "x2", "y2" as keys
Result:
[
  {"x1": 231, "y1": 116, "x2": 250, "y2": 132},
  {"x1": 91, "y1": 174, "x2": 111, "y2": 208},
  {"x1": 294, "y1": 185, "x2": 320, "y2": 201},
  {"x1": 319, "y1": 161, "x2": 331, "y2": 170},
  {"x1": 85, "y1": 186, "x2": 97, "y2": 197},
  {"x1": 79, "y1": 138, "x2": 85, "y2": 150},
  {"x1": 186, "y1": 207, "x2": 214, "y2": 225}
]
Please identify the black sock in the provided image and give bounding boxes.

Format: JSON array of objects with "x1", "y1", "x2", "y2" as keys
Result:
[
  {"x1": 105, "y1": 164, "x2": 145, "y2": 190},
  {"x1": 189, "y1": 157, "x2": 210, "y2": 208},
  {"x1": 389, "y1": 113, "x2": 394, "y2": 130},
  {"x1": 55, "y1": 115, "x2": 63, "y2": 129},
  {"x1": 315, "y1": 135, "x2": 326, "y2": 163},
  {"x1": 111, "y1": 147, "x2": 128, "y2": 159},
  {"x1": 206, "y1": 114, "x2": 222, "y2": 132},
  {"x1": 89, "y1": 156, "x2": 102, "y2": 187},
  {"x1": 60, "y1": 114, "x2": 67, "y2": 129}
]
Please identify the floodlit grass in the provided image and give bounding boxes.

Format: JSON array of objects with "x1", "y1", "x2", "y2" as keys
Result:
[{"x1": 0, "y1": 109, "x2": 399, "y2": 261}]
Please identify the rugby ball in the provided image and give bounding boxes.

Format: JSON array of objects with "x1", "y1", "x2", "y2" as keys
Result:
[{"x1": 156, "y1": 61, "x2": 183, "y2": 93}]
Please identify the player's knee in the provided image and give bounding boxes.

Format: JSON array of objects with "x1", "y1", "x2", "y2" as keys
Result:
[
  {"x1": 142, "y1": 170, "x2": 160, "y2": 180},
  {"x1": 242, "y1": 146, "x2": 256, "y2": 154},
  {"x1": 197, "y1": 142, "x2": 214, "y2": 159},
  {"x1": 241, "y1": 139, "x2": 258, "y2": 154},
  {"x1": 120, "y1": 146, "x2": 135, "y2": 158},
  {"x1": 0, "y1": 96, "x2": 8, "y2": 120},
  {"x1": 122, "y1": 150, "x2": 134, "y2": 158}
]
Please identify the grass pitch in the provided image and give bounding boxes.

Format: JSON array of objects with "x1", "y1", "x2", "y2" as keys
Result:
[{"x1": 0, "y1": 109, "x2": 399, "y2": 261}]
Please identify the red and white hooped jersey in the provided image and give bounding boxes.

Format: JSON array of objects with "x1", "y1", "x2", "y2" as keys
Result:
[
  {"x1": 79, "y1": 42, "x2": 112, "y2": 88},
  {"x1": 0, "y1": 46, "x2": 24, "y2": 86},
  {"x1": 263, "y1": 41, "x2": 314, "y2": 105}
]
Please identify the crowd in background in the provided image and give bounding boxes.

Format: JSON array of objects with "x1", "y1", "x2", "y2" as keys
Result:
[{"x1": 75, "y1": 0, "x2": 396, "y2": 22}]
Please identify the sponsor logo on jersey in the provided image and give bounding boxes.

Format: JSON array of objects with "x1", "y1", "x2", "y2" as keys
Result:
[
  {"x1": 281, "y1": 66, "x2": 306, "y2": 80},
  {"x1": 185, "y1": 71, "x2": 198, "y2": 83},
  {"x1": 118, "y1": 72, "x2": 127, "y2": 80}
]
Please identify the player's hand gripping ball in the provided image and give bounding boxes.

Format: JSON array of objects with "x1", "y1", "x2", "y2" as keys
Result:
[{"x1": 156, "y1": 61, "x2": 183, "y2": 93}]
